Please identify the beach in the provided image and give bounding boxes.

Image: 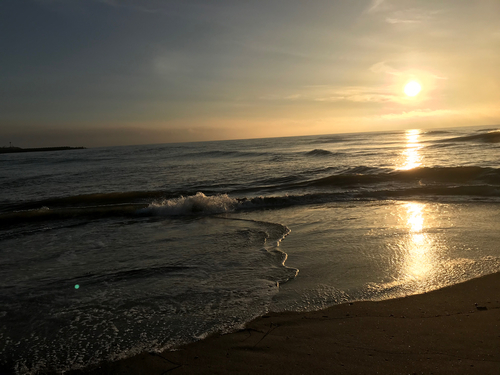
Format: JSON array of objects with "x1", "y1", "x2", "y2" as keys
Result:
[
  {"x1": 69, "y1": 271, "x2": 500, "y2": 374},
  {"x1": 1, "y1": 128, "x2": 500, "y2": 374},
  {"x1": 3, "y1": 1, "x2": 500, "y2": 372}
]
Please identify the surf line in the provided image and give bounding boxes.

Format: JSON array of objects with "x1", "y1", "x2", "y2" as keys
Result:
[{"x1": 213, "y1": 215, "x2": 299, "y2": 284}]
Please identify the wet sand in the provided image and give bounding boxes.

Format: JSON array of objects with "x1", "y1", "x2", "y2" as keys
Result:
[{"x1": 72, "y1": 272, "x2": 500, "y2": 374}]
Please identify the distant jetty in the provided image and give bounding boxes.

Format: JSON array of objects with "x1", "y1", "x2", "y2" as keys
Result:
[{"x1": 0, "y1": 146, "x2": 86, "y2": 154}]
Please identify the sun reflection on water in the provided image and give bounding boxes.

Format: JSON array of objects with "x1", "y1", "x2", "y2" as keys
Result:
[
  {"x1": 405, "y1": 202, "x2": 424, "y2": 233},
  {"x1": 400, "y1": 129, "x2": 422, "y2": 170},
  {"x1": 403, "y1": 202, "x2": 434, "y2": 279}
]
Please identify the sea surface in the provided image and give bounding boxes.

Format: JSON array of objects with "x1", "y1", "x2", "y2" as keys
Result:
[{"x1": 1, "y1": 126, "x2": 500, "y2": 374}]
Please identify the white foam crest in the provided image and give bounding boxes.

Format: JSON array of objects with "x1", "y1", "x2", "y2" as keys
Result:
[{"x1": 142, "y1": 192, "x2": 239, "y2": 216}]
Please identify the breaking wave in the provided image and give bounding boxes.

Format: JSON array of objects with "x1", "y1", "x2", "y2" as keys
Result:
[
  {"x1": 2, "y1": 166, "x2": 500, "y2": 226},
  {"x1": 141, "y1": 192, "x2": 238, "y2": 216}
]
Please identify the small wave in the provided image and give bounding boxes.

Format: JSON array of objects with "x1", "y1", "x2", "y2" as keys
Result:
[
  {"x1": 1, "y1": 190, "x2": 176, "y2": 213},
  {"x1": 252, "y1": 174, "x2": 304, "y2": 188},
  {"x1": 304, "y1": 166, "x2": 500, "y2": 187},
  {"x1": 305, "y1": 149, "x2": 337, "y2": 157},
  {"x1": 442, "y1": 130, "x2": 500, "y2": 143},
  {"x1": 475, "y1": 128, "x2": 498, "y2": 132},
  {"x1": 0, "y1": 204, "x2": 145, "y2": 227},
  {"x1": 343, "y1": 166, "x2": 385, "y2": 174},
  {"x1": 308, "y1": 135, "x2": 349, "y2": 144},
  {"x1": 426, "y1": 143, "x2": 455, "y2": 149},
  {"x1": 424, "y1": 130, "x2": 450, "y2": 135}
]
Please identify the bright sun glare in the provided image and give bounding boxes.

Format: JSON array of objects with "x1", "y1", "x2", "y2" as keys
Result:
[{"x1": 404, "y1": 81, "x2": 422, "y2": 97}]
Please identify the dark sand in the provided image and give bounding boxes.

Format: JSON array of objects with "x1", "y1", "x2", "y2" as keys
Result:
[{"x1": 72, "y1": 273, "x2": 500, "y2": 374}]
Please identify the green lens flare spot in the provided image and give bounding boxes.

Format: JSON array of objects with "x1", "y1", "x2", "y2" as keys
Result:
[{"x1": 75, "y1": 284, "x2": 80, "y2": 289}]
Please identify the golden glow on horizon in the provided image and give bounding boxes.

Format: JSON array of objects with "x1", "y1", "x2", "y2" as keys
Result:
[
  {"x1": 400, "y1": 129, "x2": 422, "y2": 170},
  {"x1": 404, "y1": 81, "x2": 422, "y2": 97}
]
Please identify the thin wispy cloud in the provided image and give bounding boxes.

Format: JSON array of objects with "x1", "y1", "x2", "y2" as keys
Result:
[
  {"x1": 370, "y1": 62, "x2": 402, "y2": 76},
  {"x1": 260, "y1": 85, "x2": 398, "y2": 104},
  {"x1": 313, "y1": 86, "x2": 397, "y2": 103},
  {"x1": 365, "y1": 1, "x2": 440, "y2": 25},
  {"x1": 366, "y1": 0, "x2": 387, "y2": 14},
  {"x1": 385, "y1": 17, "x2": 420, "y2": 24},
  {"x1": 385, "y1": 8, "x2": 440, "y2": 25},
  {"x1": 377, "y1": 108, "x2": 456, "y2": 120}
]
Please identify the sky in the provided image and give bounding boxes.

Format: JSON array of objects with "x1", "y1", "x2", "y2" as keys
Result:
[{"x1": 1, "y1": 0, "x2": 500, "y2": 147}]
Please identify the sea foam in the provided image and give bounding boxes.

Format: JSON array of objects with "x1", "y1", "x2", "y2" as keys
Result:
[{"x1": 142, "y1": 192, "x2": 239, "y2": 215}]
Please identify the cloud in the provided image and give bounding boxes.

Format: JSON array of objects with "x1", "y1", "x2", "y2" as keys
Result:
[
  {"x1": 364, "y1": 1, "x2": 439, "y2": 25},
  {"x1": 259, "y1": 85, "x2": 398, "y2": 104},
  {"x1": 365, "y1": 0, "x2": 387, "y2": 14},
  {"x1": 313, "y1": 86, "x2": 397, "y2": 103},
  {"x1": 385, "y1": 17, "x2": 420, "y2": 24},
  {"x1": 384, "y1": 8, "x2": 430, "y2": 24},
  {"x1": 370, "y1": 62, "x2": 447, "y2": 81},
  {"x1": 370, "y1": 61, "x2": 401, "y2": 76},
  {"x1": 376, "y1": 108, "x2": 456, "y2": 120}
]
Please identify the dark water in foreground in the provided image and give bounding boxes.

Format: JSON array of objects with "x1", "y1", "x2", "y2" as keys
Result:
[{"x1": 1, "y1": 126, "x2": 500, "y2": 373}]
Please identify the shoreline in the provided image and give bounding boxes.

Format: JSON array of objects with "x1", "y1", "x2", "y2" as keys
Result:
[{"x1": 69, "y1": 272, "x2": 500, "y2": 374}]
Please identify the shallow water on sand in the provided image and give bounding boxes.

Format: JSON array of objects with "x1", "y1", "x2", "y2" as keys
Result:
[{"x1": 239, "y1": 201, "x2": 500, "y2": 312}]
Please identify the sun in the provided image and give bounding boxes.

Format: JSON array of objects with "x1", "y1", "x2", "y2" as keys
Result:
[{"x1": 404, "y1": 81, "x2": 421, "y2": 97}]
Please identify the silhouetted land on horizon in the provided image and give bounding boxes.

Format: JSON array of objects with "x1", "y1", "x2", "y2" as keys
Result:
[{"x1": 0, "y1": 146, "x2": 86, "y2": 154}]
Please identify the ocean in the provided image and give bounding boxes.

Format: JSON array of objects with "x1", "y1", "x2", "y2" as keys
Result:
[{"x1": 1, "y1": 125, "x2": 500, "y2": 374}]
